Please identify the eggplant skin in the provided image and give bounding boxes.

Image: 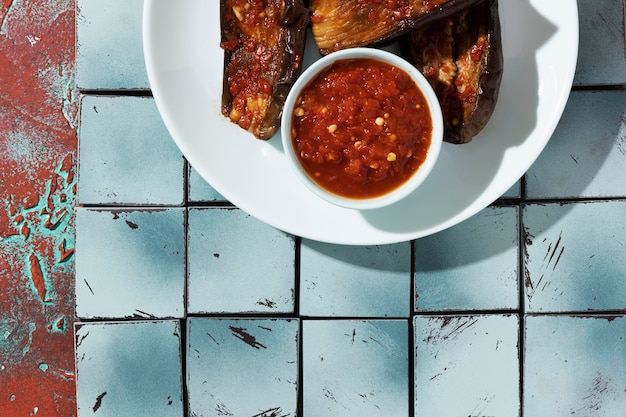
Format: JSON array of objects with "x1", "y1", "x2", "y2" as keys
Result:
[
  {"x1": 310, "y1": 0, "x2": 484, "y2": 55},
  {"x1": 220, "y1": 0, "x2": 309, "y2": 140},
  {"x1": 407, "y1": 0, "x2": 503, "y2": 143}
]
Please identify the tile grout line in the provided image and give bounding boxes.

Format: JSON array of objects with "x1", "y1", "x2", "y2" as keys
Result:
[
  {"x1": 294, "y1": 236, "x2": 304, "y2": 416},
  {"x1": 78, "y1": 88, "x2": 153, "y2": 96},
  {"x1": 298, "y1": 315, "x2": 304, "y2": 416},
  {"x1": 518, "y1": 175, "x2": 528, "y2": 417},
  {"x1": 181, "y1": 158, "x2": 190, "y2": 416},
  {"x1": 409, "y1": 239, "x2": 416, "y2": 417},
  {"x1": 179, "y1": 316, "x2": 189, "y2": 417}
]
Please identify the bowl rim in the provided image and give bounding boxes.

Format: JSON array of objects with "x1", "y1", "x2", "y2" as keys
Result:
[{"x1": 281, "y1": 47, "x2": 444, "y2": 210}]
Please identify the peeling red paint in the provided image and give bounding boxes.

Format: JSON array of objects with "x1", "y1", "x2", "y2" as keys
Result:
[{"x1": 1, "y1": 0, "x2": 77, "y2": 415}]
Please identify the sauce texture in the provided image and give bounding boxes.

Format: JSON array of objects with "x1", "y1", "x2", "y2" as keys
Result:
[
  {"x1": 291, "y1": 58, "x2": 433, "y2": 199},
  {"x1": 221, "y1": 0, "x2": 284, "y2": 136}
]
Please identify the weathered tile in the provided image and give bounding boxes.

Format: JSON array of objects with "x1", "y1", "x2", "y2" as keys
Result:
[
  {"x1": 303, "y1": 320, "x2": 409, "y2": 416},
  {"x1": 187, "y1": 208, "x2": 295, "y2": 314},
  {"x1": 500, "y1": 179, "x2": 522, "y2": 199},
  {"x1": 524, "y1": 315, "x2": 626, "y2": 417},
  {"x1": 574, "y1": 0, "x2": 626, "y2": 86},
  {"x1": 187, "y1": 318, "x2": 299, "y2": 417},
  {"x1": 523, "y1": 201, "x2": 626, "y2": 312},
  {"x1": 76, "y1": 0, "x2": 148, "y2": 89},
  {"x1": 188, "y1": 165, "x2": 226, "y2": 203},
  {"x1": 75, "y1": 320, "x2": 183, "y2": 417},
  {"x1": 526, "y1": 91, "x2": 626, "y2": 199},
  {"x1": 414, "y1": 314, "x2": 520, "y2": 417},
  {"x1": 78, "y1": 95, "x2": 184, "y2": 205},
  {"x1": 75, "y1": 208, "x2": 185, "y2": 319},
  {"x1": 414, "y1": 206, "x2": 519, "y2": 311},
  {"x1": 299, "y1": 240, "x2": 411, "y2": 317}
]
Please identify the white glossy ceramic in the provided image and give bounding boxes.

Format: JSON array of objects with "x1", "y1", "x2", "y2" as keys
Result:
[
  {"x1": 143, "y1": 0, "x2": 579, "y2": 245},
  {"x1": 281, "y1": 48, "x2": 443, "y2": 210}
]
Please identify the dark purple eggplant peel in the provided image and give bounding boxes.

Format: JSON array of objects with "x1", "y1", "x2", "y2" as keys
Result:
[
  {"x1": 407, "y1": 0, "x2": 503, "y2": 143},
  {"x1": 220, "y1": 0, "x2": 309, "y2": 140}
]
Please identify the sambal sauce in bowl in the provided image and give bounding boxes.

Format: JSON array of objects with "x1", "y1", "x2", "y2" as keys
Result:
[{"x1": 281, "y1": 48, "x2": 443, "y2": 210}]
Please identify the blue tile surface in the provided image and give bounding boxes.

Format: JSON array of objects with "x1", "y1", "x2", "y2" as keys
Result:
[
  {"x1": 574, "y1": 0, "x2": 626, "y2": 86},
  {"x1": 76, "y1": 0, "x2": 149, "y2": 90},
  {"x1": 187, "y1": 208, "x2": 296, "y2": 314},
  {"x1": 414, "y1": 206, "x2": 519, "y2": 311},
  {"x1": 188, "y1": 166, "x2": 227, "y2": 203},
  {"x1": 78, "y1": 95, "x2": 184, "y2": 205},
  {"x1": 299, "y1": 240, "x2": 411, "y2": 317},
  {"x1": 75, "y1": 208, "x2": 185, "y2": 319},
  {"x1": 500, "y1": 179, "x2": 521, "y2": 199},
  {"x1": 73, "y1": 1, "x2": 626, "y2": 416},
  {"x1": 187, "y1": 318, "x2": 299, "y2": 417},
  {"x1": 523, "y1": 201, "x2": 626, "y2": 312},
  {"x1": 75, "y1": 320, "x2": 183, "y2": 417},
  {"x1": 524, "y1": 315, "x2": 626, "y2": 417},
  {"x1": 414, "y1": 315, "x2": 520, "y2": 417},
  {"x1": 302, "y1": 320, "x2": 409, "y2": 416},
  {"x1": 525, "y1": 91, "x2": 626, "y2": 199}
]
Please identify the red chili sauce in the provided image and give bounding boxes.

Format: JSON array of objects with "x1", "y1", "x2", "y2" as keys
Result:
[
  {"x1": 290, "y1": 58, "x2": 433, "y2": 199},
  {"x1": 221, "y1": 0, "x2": 283, "y2": 133}
]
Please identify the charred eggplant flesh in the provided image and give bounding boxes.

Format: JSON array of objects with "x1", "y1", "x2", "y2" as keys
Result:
[
  {"x1": 310, "y1": 0, "x2": 483, "y2": 55},
  {"x1": 220, "y1": 0, "x2": 309, "y2": 139},
  {"x1": 407, "y1": 0, "x2": 503, "y2": 143}
]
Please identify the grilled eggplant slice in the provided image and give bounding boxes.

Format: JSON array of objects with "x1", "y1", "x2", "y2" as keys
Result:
[
  {"x1": 407, "y1": 0, "x2": 503, "y2": 143},
  {"x1": 309, "y1": 0, "x2": 483, "y2": 55},
  {"x1": 221, "y1": 0, "x2": 309, "y2": 139}
]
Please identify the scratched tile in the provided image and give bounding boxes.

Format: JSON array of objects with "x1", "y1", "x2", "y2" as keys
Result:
[
  {"x1": 525, "y1": 91, "x2": 626, "y2": 199},
  {"x1": 75, "y1": 320, "x2": 183, "y2": 417},
  {"x1": 299, "y1": 240, "x2": 411, "y2": 317},
  {"x1": 76, "y1": 0, "x2": 149, "y2": 89},
  {"x1": 78, "y1": 95, "x2": 184, "y2": 205},
  {"x1": 187, "y1": 208, "x2": 295, "y2": 314},
  {"x1": 414, "y1": 315, "x2": 520, "y2": 417},
  {"x1": 187, "y1": 318, "x2": 299, "y2": 417},
  {"x1": 523, "y1": 201, "x2": 626, "y2": 312},
  {"x1": 188, "y1": 165, "x2": 227, "y2": 203},
  {"x1": 524, "y1": 315, "x2": 626, "y2": 417},
  {"x1": 414, "y1": 206, "x2": 519, "y2": 312},
  {"x1": 75, "y1": 208, "x2": 185, "y2": 319},
  {"x1": 302, "y1": 319, "x2": 409, "y2": 416},
  {"x1": 574, "y1": 0, "x2": 626, "y2": 86}
]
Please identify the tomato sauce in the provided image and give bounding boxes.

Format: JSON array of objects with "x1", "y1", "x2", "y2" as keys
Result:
[{"x1": 290, "y1": 58, "x2": 433, "y2": 199}]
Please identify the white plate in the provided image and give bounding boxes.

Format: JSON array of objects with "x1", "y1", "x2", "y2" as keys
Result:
[{"x1": 143, "y1": 0, "x2": 578, "y2": 245}]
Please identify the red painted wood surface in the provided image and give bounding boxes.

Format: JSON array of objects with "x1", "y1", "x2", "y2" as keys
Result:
[{"x1": 1, "y1": 0, "x2": 77, "y2": 415}]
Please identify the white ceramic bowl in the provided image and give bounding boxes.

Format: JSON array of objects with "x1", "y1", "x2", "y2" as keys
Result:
[{"x1": 281, "y1": 47, "x2": 443, "y2": 210}]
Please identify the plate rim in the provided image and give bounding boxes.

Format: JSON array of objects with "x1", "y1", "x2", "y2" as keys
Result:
[{"x1": 143, "y1": 0, "x2": 579, "y2": 245}]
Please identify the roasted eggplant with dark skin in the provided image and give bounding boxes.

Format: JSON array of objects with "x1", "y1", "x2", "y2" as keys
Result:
[
  {"x1": 220, "y1": 0, "x2": 309, "y2": 139},
  {"x1": 406, "y1": 0, "x2": 503, "y2": 144},
  {"x1": 309, "y1": 0, "x2": 484, "y2": 55}
]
